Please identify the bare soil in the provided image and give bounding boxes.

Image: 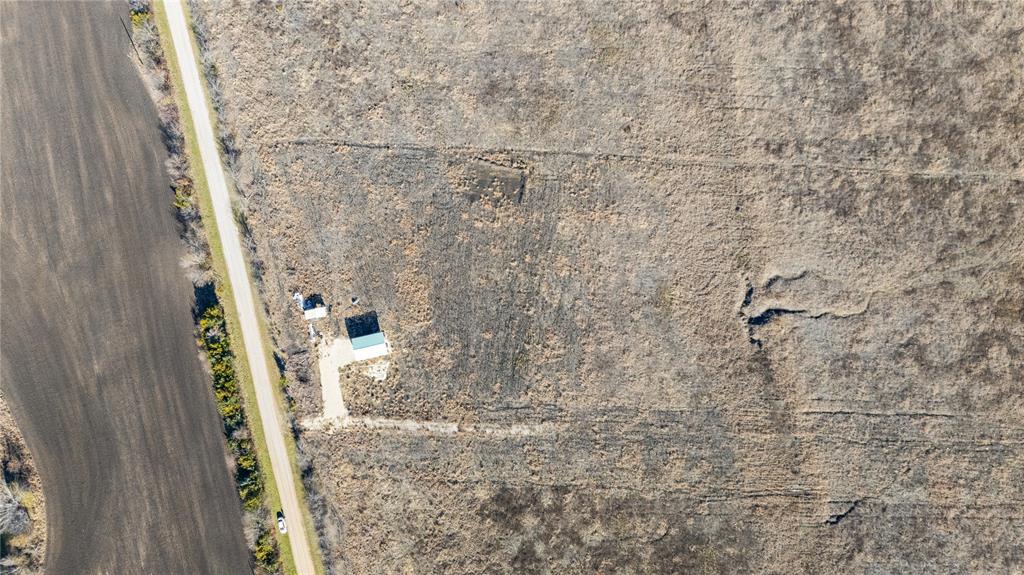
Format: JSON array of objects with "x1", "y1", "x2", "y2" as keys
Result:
[
  {"x1": 0, "y1": 3, "x2": 251, "y2": 572},
  {"x1": 191, "y1": 1, "x2": 1023, "y2": 573}
]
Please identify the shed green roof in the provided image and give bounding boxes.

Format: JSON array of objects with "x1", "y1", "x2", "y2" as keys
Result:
[{"x1": 350, "y1": 332, "x2": 386, "y2": 350}]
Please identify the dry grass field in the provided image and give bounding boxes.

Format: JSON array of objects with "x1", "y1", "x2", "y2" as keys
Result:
[{"x1": 191, "y1": 1, "x2": 1023, "y2": 573}]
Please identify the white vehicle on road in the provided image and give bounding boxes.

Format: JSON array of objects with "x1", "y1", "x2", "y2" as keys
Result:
[
  {"x1": 165, "y1": 2, "x2": 316, "y2": 572},
  {"x1": 277, "y1": 512, "x2": 287, "y2": 534}
]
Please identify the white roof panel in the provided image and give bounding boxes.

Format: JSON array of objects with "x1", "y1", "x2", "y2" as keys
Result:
[
  {"x1": 304, "y1": 306, "x2": 328, "y2": 320},
  {"x1": 352, "y1": 342, "x2": 389, "y2": 362}
]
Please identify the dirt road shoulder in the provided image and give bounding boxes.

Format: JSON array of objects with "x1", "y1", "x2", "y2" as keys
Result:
[{"x1": 154, "y1": 2, "x2": 324, "y2": 573}]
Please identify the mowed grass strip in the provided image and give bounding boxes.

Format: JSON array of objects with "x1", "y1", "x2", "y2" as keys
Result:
[{"x1": 152, "y1": 3, "x2": 325, "y2": 574}]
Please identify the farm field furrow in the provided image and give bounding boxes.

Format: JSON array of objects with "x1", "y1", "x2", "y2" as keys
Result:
[{"x1": 1, "y1": 3, "x2": 250, "y2": 572}]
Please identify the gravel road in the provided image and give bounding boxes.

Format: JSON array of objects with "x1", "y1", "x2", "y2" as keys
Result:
[{"x1": 164, "y1": 2, "x2": 320, "y2": 573}]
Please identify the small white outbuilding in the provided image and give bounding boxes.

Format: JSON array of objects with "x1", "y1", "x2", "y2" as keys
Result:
[{"x1": 303, "y1": 306, "x2": 328, "y2": 321}]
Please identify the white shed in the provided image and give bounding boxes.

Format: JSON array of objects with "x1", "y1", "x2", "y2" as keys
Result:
[{"x1": 303, "y1": 306, "x2": 328, "y2": 321}]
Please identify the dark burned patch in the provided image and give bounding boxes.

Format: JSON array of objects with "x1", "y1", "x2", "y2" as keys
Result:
[
  {"x1": 457, "y1": 159, "x2": 526, "y2": 205},
  {"x1": 476, "y1": 485, "x2": 752, "y2": 574}
]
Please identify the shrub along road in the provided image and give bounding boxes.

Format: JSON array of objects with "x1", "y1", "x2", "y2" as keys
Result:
[
  {"x1": 163, "y1": 1, "x2": 320, "y2": 573},
  {"x1": 0, "y1": 2, "x2": 250, "y2": 573}
]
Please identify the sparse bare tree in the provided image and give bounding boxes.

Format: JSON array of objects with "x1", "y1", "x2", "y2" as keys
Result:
[
  {"x1": 241, "y1": 509, "x2": 262, "y2": 548},
  {"x1": 180, "y1": 252, "x2": 212, "y2": 286}
]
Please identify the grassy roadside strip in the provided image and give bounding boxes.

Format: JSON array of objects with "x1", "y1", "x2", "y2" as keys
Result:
[
  {"x1": 151, "y1": 3, "x2": 324, "y2": 574},
  {"x1": 134, "y1": 3, "x2": 288, "y2": 573}
]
